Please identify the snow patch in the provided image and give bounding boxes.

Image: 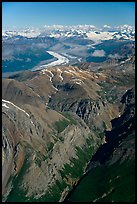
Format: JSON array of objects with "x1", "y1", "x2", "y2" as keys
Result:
[
  {"x1": 2, "y1": 99, "x2": 36, "y2": 126},
  {"x1": 45, "y1": 70, "x2": 54, "y2": 82},
  {"x1": 57, "y1": 68, "x2": 63, "y2": 81},
  {"x1": 75, "y1": 82, "x2": 82, "y2": 85},
  {"x1": 2, "y1": 103, "x2": 9, "y2": 109},
  {"x1": 41, "y1": 69, "x2": 46, "y2": 74},
  {"x1": 52, "y1": 85, "x2": 58, "y2": 92},
  {"x1": 2, "y1": 99, "x2": 30, "y2": 117}
]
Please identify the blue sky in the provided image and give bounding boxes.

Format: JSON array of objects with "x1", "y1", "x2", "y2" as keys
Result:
[{"x1": 2, "y1": 2, "x2": 135, "y2": 29}]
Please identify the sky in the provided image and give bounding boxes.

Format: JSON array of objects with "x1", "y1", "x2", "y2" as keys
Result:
[{"x1": 2, "y1": 2, "x2": 135, "y2": 29}]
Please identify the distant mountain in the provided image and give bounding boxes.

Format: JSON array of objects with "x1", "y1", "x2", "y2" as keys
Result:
[
  {"x1": 2, "y1": 24, "x2": 135, "y2": 75},
  {"x1": 2, "y1": 19, "x2": 135, "y2": 203},
  {"x1": 2, "y1": 25, "x2": 135, "y2": 41},
  {"x1": 2, "y1": 24, "x2": 135, "y2": 41}
]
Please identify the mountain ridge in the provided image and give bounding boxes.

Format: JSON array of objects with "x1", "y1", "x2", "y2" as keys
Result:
[{"x1": 2, "y1": 56, "x2": 135, "y2": 201}]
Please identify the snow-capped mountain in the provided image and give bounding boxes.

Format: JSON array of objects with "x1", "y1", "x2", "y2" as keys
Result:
[
  {"x1": 2, "y1": 24, "x2": 135, "y2": 42},
  {"x1": 2, "y1": 28, "x2": 41, "y2": 39},
  {"x1": 2, "y1": 24, "x2": 135, "y2": 74}
]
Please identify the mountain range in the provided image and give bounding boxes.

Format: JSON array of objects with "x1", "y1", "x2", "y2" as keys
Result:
[
  {"x1": 2, "y1": 24, "x2": 135, "y2": 76},
  {"x1": 2, "y1": 52, "x2": 135, "y2": 201},
  {"x1": 2, "y1": 24, "x2": 135, "y2": 40},
  {"x1": 2, "y1": 24, "x2": 135, "y2": 202}
]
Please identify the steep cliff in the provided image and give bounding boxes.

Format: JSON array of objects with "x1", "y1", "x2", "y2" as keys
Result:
[{"x1": 66, "y1": 88, "x2": 135, "y2": 202}]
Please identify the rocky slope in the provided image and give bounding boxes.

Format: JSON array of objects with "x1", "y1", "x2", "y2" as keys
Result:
[
  {"x1": 2, "y1": 58, "x2": 135, "y2": 202},
  {"x1": 66, "y1": 88, "x2": 135, "y2": 202}
]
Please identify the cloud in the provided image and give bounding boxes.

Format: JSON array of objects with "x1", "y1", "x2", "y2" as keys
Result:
[
  {"x1": 2, "y1": 47, "x2": 14, "y2": 60},
  {"x1": 108, "y1": 53, "x2": 121, "y2": 59},
  {"x1": 16, "y1": 57, "x2": 23, "y2": 61},
  {"x1": 103, "y1": 25, "x2": 111, "y2": 28},
  {"x1": 26, "y1": 58, "x2": 31, "y2": 62},
  {"x1": 92, "y1": 50, "x2": 106, "y2": 57}
]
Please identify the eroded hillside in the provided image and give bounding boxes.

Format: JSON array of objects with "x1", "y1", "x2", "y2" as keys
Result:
[{"x1": 2, "y1": 58, "x2": 135, "y2": 202}]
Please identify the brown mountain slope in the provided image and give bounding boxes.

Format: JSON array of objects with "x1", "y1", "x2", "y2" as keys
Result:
[{"x1": 2, "y1": 60, "x2": 135, "y2": 202}]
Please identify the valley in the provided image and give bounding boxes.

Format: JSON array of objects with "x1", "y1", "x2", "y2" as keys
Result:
[
  {"x1": 2, "y1": 20, "x2": 135, "y2": 202},
  {"x1": 2, "y1": 25, "x2": 135, "y2": 76},
  {"x1": 2, "y1": 53, "x2": 135, "y2": 201}
]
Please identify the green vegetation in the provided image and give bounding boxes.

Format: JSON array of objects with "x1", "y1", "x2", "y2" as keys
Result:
[
  {"x1": 6, "y1": 175, "x2": 13, "y2": 188},
  {"x1": 36, "y1": 180, "x2": 69, "y2": 202},
  {"x1": 48, "y1": 113, "x2": 77, "y2": 143},
  {"x1": 37, "y1": 135, "x2": 100, "y2": 202},
  {"x1": 61, "y1": 112, "x2": 77, "y2": 125},
  {"x1": 47, "y1": 142, "x2": 54, "y2": 152},
  {"x1": 60, "y1": 136, "x2": 100, "y2": 180},
  {"x1": 6, "y1": 157, "x2": 30, "y2": 202},
  {"x1": 6, "y1": 133, "x2": 101, "y2": 202},
  {"x1": 35, "y1": 157, "x2": 42, "y2": 167},
  {"x1": 6, "y1": 152, "x2": 65, "y2": 202},
  {"x1": 53, "y1": 112, "x2": 77, "y2": 134},
  {"x1": 68, "y1": 160, "x2": 135, "y2": 202},
  {"x1": 95, "y1": 127, "x2": 105, "y2": 139},
  {"x1": 53, "y1": 119, "x2": 70, "y2": 133},
  {"x1": 103, "y1": 121, "x2": 107, "y2": 130},
  {"x1": 6, "y1": 114, "x2": 102, "y2": 202}
]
